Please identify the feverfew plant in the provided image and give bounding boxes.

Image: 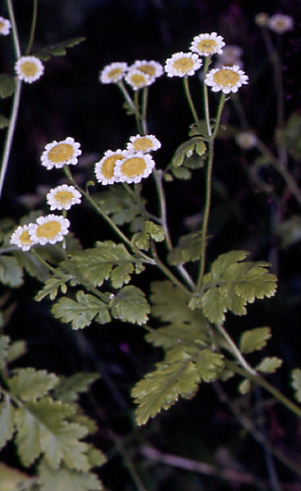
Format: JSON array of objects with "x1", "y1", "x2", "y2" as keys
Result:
[{"x1": 0, "y1": 2, "x2": 300, "y2": 490}]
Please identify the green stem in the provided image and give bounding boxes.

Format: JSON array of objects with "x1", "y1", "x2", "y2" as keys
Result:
[
  {"x1": 134, "y1": 90, "x2": 143, "y2": 133},
  {"x1": 151, "y1": 242, "x2": 191, "y2": 295},
  {"x1": 0, "y1": 0, "x2": 22, "y2": 200},
  {"x1": 203, "y1": 57, "x2": 212, "y2": 138},
  {"x1": 183, "y1": 76, "x2": 200, "y2": 125},
  {"x1": 31, "y1": 249, "x2": 57, "y2": 274},
  {"x1": 26, "y1": 0, "x2": 38, "y2": 55},
  {"x1": 141, "y1": 87, "x2": 149, "y2": 135},
  {"x1": 114, "y1": 436, "x2": 148, "y2": 491},
  {"x1": 216, "y1": 324, "x2": 257, "y2": 376}
]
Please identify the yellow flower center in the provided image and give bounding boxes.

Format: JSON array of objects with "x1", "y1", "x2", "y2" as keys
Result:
[
  {"x1": 48, "y1": 143, "x2": 74, "y2": 163},
  {"x1": 275, "y1": 20, "x2": 286, "y2": 29},
  {"x1": 20, "y1": 230, "x2": 32, "y2": 245},
  {"x1": 108, "y1": 68, "x2": 123, "y2": 80},
  {"x1": 121, "y1": 157, "x2": 146, "y2": 177},
  {"x1": 130, "y1": 74, "x2": 147, "y2": 87},
  {"x1": 102, "y1": 154, "x2": 124, "y2": 178},
  {"x1": 214, "y1": 69, "x2": 240, "y2": 87},
  {"x1": 133, "y1": 137, "x2": 153, "y2": 151},
  {"x1": 197, "y1": 39, "x2": 218, "y2": 53},
  {"x1": 54, "y1": 190, "x2": 74, "y2": 205},
  {"x1": 138, "y1": 64, "x2": 156, "y2": 76},
  {"x1": 36, "y1": 221, "x2": 62, "y2": 239},
  {"x1": 173, "y1": 57, "x2": 195, "y2": 73},
  {"x1": 0, "y1": 22, "x2": 4, "y2": 30},
  {"x1": 21, "y1": 61, "x2": 39, "y2": 77}
]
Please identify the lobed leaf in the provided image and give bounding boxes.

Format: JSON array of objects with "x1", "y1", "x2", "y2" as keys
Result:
[
  {"x1": 172, "y1": 137, "x2": 206, "y2": 168},
  {"x1": 0, "y1": 256, "x2": 23, "y2": 288},
  {"x1": 34, "y1": 37, "x2": 86, "y2": 61},
  {"x1": 132, "y1": 220, "x2": 165, "y2": 251},
  {"x1": 35, "y1": 273, "x2": 72, "y2": 301},
  {"x1": 54, "y1": 372, "x2": 100, "y2": 403},
  {"x1": 256, "y1": 357, "x2": 283, "y2": 373},
  {"x1": 39, "y1": 462, "x2": 103, "y2": 491},
  {"x1": 0, "y1": 335, "x2": 10, "y2": 368},
  {"x1": 95, "y1": 185, "x2": 142, "y2": 226},
  {"x1": 0, "y1": 396, "x2": 14, "y2": 451},
  {"x1": 9, "y1": 368, "x2": 59, "y2": 401},
  {"x1": 167, "y1": 232, "x2": 202, "y2": 265},
  {"x1": 240, "y1": 327, "x2": 271, "y2": 354},
  {"x1": 110, "y1": 286, "x2": 150, "y2": 325}
]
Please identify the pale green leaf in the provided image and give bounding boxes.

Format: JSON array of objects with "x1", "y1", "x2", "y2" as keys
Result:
[
  {"x1": 7, "y1": 340, "x2": 27, "y2": 363},
  {"x1": 110, "y1": 286, "x2": 150, "y2": 325},
  {"x1": 52, "y1": 291, "x2": 111, "y2": 330},
  {"x1": 172, "y1": 167, "x2": 191, "y2": 180},
  {"x1": 34, "y1": 37, "x2": 86, "y2": 61},
  {"x1": 0, "y1": 114, "x2": 9, "y2": 129},
  {"x1": 256, "y1": 357, "x2": 283, "y2": 373},
  {"x1": 132, "y1": 220, "x2": 165, "y2": 250},
  {"x1": 35, "y1": 273, "x2": 72, "y2": 301},
  {"x1": 13, "y1": 250, "x2": 50, "y2": 283},
  {"x1": 0, "y1": 396, "x2": 14, "y2": 450},
  {"x1": 39, "y1": 463, "x2": 103, "y2": 491},
  {"x1": 167, "y1": 232, "x2": 202, "y2": 265},
  {"x1": 172, "y1": 137, "x2": 206, "y2": 168},
  {"x1": 0, "y1": 335, "x2": 10, "y2": 368},
  {"x1": 9, "y1": 368, "x2": 59, "y2": 401},
  {"x1": 0, "y1": 74, "x2": 15, "y2": 99},
  {"x1": 195, "y1": 349, "x2": 224, "y2": 382},
  {"x1": 146, "y1": 324, "x2": 209, "y2": 350},
  {"x1": 238, "y1": 379, "x2": 251, "y2": 394},
  {"x1": 0, "y1": 256, "x2": 23, "y2": 287},
  {"x1": 291, "y1": 368, "x2": 301, "y2": 403},
  {"x1": 0, "y1": 462, "x2": 31, "y2": 491},
  {"x1": 86, "y1": 445, "x2": 107, "y2": 468},
  {"x1": 54, "y1": 372, "x2": 100, "y2": 402},
  {"x1": 240, "y1": 327, "x2": 271, "y2": 354}
]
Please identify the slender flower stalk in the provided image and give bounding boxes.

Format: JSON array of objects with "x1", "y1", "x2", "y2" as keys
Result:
[
  {"x1": 26, "y1": 0, "x2": 38, "y2": 55},
  {"x1": 141, "y1": 87, "x2": 149, "y2": 135},
  {"x1": 183, "y1": 77, "x2": 200, "y2": 126},
  {"x1": 203, "y1": 57, "x2": 212, "y2": 138}
]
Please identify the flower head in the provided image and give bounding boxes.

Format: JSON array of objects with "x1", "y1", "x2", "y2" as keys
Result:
[
  {"x1": 15, "y1": 56, "x2": 44, "y2": 84},
  {"x1": 0, "y1": 16, "x2": 11, "y2": 36},
  {"x1": 95, "y1": 149, "x2": 128, "y2": 185},
  {"x1": 267, "y1": 14, "x2": 294, "y2": 34},
  {"x1": 164, "y1": 52, "x2": 202, "y2": 77},
  {"x1": 114, "y1": 152, "x2": 155, "y2": 184},
  {"x1": 10, "y1": 224, "x2": 35, "y2": 251},
  {"x1": 131, "y1": 60, "x2": 163, "y2": 79},
  {"x1": 205, "y1": 65, "x2": 248, "y2": 94},
  {"x1": 29, "y1": 215, "x2": 70, "y2": 245},
  {"x1": 41, "y1": 137, "x2": 81, "y2": 170},
  {"x1": 46, "y1": 184, "x2": 82, "y2": 210},
  {"x1": 217, "y1": 45, "x2": 243, "y2": 66},
  {"x1": 235, "y1": 131, "x2": 257, "y2": 149},
  {"x1": 125, "y1": 68, "x2": 153, "y2": 90},
  {"x1": 190, "y1": 32, "x2": 225, "y2": 57},
  {"x1": 99, "y1": 62, "x2": 128, "y2": 84},
  {"x1": 255, "y1": 12, "x2": 270, "y2": 27},
  {"x1": 126, "y1": 134, "x2": 161, "y2": 153}
]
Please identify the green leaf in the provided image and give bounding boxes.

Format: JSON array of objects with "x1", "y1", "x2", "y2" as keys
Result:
[
  {"x1": 0, "y1": 462, "x2": 31, "y2": 491},
  {"x1": 238, "y1": 379, "x2": 251, "y2": 394},
  {"x1": 256, "y1": 357, "x2": 283, "y2": 373},
  {"x1": 0, "y1": 256, "x2": 23, "y2": 287},
  {"x1": 167, "y1": 232, "x2": 202, "y2": 265},
  {"x1": 0, "y1": 335, "x2": 10, "y2": 368},
  {"x1": 54, "y1": 372, "x2": 100, "y2": 402},
  {"x1": 240, "y1": 327, "x2": 271, "y2": 354},
  {"x1": 39, "y1": 463, "x2": 103, "y2": 491},
  {"x1": 110, "y1": 286, "x2": 150, "y2": 325},
  {"x1": 0, "y1": 74, "x2": 15, "y2": 99},
  {"x1": 172, "y1": 137, "x2": 206, "y2": 168},
  {"x1": 14, "y1": 397, "x2": 89, "y2": 470},
  {"x1": 132, "y1": 220, "x2": 165, "y2": 250},
  {"x1": 171, "y1": 167, "x2": 191, "y2": 180},
  {"x1": 69, "y1": 242, "x2": 137, "y2": 288},
  {"x1": 291, "y1": 368, "x2": 301, "y2": 403},
  {"x1": 35, "y1": 273, "x2": 73, "y2": 301},
  {"x1": 195, "y1": 349, "x2": 224, "y2": 383},
  {"x1": 0, "y1": 114, "x2": 9, "y2": 129},
  {"x1": 9, "y1": 368, "x2": 59, "y2": 401},
  {"x1": 0, "y1": 396, "x2": 14, "y2": 451},
  {"x1": 7, "y1": 340, "x2": 27, "y2": 363},
  {"x1": 95, "y1": 185, "x2": 142, "y2": 226},
  {"x1": 52, "y1": 291, "x2": 110, "y2": 330},
  {"x1": 34, "y1": 37, "x2": 86, "y2": 61},
  {"x1": 192, "y1": 251, "x2": 277, "y2": 324}
]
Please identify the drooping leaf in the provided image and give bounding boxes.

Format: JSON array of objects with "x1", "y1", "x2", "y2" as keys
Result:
[
  {"x1": 0, "y1": 462, "x2": 31, "y2": 491},
  {"x1": 52, "y1": 291, "x2": 111, "y2": 330},
  {"x1": 54, "y1": 372, "x2": 100, "y2": 402},
  {"x1": 0, "y1": 114, "x2": 9, "y2": 129},
  {"x1": 9, "y1": 368, "x2": 58, "y2": 401},
  {"x1": 0, "y1": 335, "x2": 10, "y2": 368},
  {"x1": 238, "y1": 379, "x2": 252, "y2": 394},
  {"x1": 110, "y1": 286, "x2": 150, "y2": 325},
  {"x1": 0, "y1": 74, "x2": 15, "y2": 99},
  {"x1": 256, "y1": 357, "x2": 283, "y2": 373},
  {"x1": 0, "y1": 256, "x2": 23, "y2": 287},
  {"x1": 190, "y1": 250, "x2": 277, "y2": 324},
  {"x1": 34, "y1": 37, "x2": 86, "y2": 61},
  {"x1": 0, "y1": 396, "x2": 14, "y2": 450},
  {"x1": 291, "y1": 368, "x2": 301, "y2": 403},
  {"x1": 39, "y1": 463, "x2": 103, "y2": 491},
  {"x1": 167, "y1": 232, "x2": 202, "y2": 265},
  {"x1": 132, "y1": 220, "x2": 165, "y2": 250},
  {"x1": 171, "y1": 137, "x2": 206, "y2": 168},
  {"x1": 240, "y1": 327, "x2": 272, "y2": 354}
]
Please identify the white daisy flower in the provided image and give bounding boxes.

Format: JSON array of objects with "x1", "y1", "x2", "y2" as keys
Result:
[
  {"x1": 0, "y1": 16, "x2": 11, "y2": 36},
  {"x1": 125, "y1": 68, "x2": 154, "y2": 90},
  {"x1": 164, "y1": 52, "x2": 202, "y2": 77},
  {"x1": 99, "y1": 62, "x2": 128, "y2": 84},
  {"x1": 255, "y1": 12, "x2": 270, "y2": 27},
  {"x1": 95, "y1": 149, "x2": 129, "y2": 185},
  {"x1": 46, "y1": 184, "x2": 82, "y2": 210},
  {"x1": 114, "y1": 152, "x2": 155, "y2": 184},
  {"x1": 41, "y1": 137, "x2": 81, "y2": 170},
  {"x1": 205, "y1": 65, "x2": 249, "y2": 94},
  {"x1": 10, "y1": 224, "x2": 36, "y2": 251},
  {"x1": 190, "y1": 32, "x2": 225, "y2": 57},
  {"x1": 15, "y1": 56, "x2": 44, "y2": 84},
  {"x1": 126, "y1": 134, "x2": 161, "y2": 153},
  {"x1": 29, "y1": 215, "x2": 70, "y2": 245},
  {"x1": 235, "y1": 131, "x2": 258, "y2": 149},
  {"x1": 131, "y1": 60, "x2": 163, "y2": 79},
  {"x1": 267, "y1": 14, "x2": 294, "y2": 34}
]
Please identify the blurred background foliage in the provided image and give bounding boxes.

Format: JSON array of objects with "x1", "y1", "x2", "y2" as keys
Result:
[{"x1": 0, "y1": 0, "x2": 300, "y2": 490}]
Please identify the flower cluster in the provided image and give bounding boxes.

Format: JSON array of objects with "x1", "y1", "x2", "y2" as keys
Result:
[
  {"x1": 10, "y1": 215, "x2": 70, "y2": 250},
  {"x1": 255, "y1": 12, "x2": 294, "y2": 33},
  {"x1": 99, "y1": 59, "x2": 163, "y2": 89}
]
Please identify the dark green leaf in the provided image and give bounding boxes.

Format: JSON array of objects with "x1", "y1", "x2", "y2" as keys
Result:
[
  {"x1": 0, "y1": 74, "x2": 15, "y2": 99},
  {"x1": 110, "y1": 286, "x2": 150, "y2": 325},
  {"x1": 34, "y1": 37, "x2": 86, "y2": 61}
]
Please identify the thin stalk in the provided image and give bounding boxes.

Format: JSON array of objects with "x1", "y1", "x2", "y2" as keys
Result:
[
  {"x1": 114, "y1": 437, "x2": 148, "y2": 491},
  {"x1": 31, "y1": 249, "x2": 57, "y2": 274},
  {"x1": 26, "y1": 0, "x2": 38, "y2": 55},
  {"x1": 226, "y1": 360, "x2": 301, "y2": 419},
  {"x1": 0, "y1": 0, "x2": 22, "y2": 200},
  {"x1": 141, "y1": 87, "x2": 149, "y2": 135},
  {"x1": 117, "y1": 80, "x2": 142, "y2": 128},
  {"x1": 134, "y1": 90, "x2": 143, "y2": 133},
  {"x1": 203, "y1": 57, "x2": 212, "y2": 137},
  {"x1": 151, "y1": 242, "x2": 191, "y2": 295},
  {"x1": 216, "y1": 324, "x2": 258, "y2": 376},
  {"x1": 183, "y1": 76, "x2": 200, "y2": 125}
]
